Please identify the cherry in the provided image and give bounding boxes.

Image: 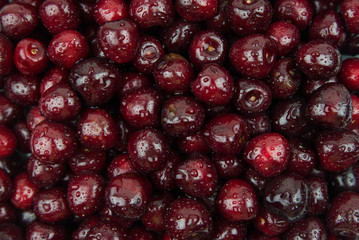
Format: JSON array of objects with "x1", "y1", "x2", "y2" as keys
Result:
[
  {"x1": 245, "y1": 114, "x2": 272, "y2": 137},
  {"x1": 301, "y1": 76, "x2": 338, "y2": 98},
  {"x1": 13, "y1": 120, "x2": 31, "y2": 153},
  {"x1": 11, "y1": 172, "x2": 38, "y2": 210},
  {"x1": 105, "y1": 173, "x2": 152, "y2": 219},
  {"x1": 274, "y1": 0, "x2": 313, "y2": 30},
  {"x1": 341, "y1": 0, "x2": 359, "y2": 34},
  {"x1": 165, "y1": 198, "x2": 213, "y2": 240},
  {"x1": 210, "y1": 220, "x2": 247, "y2": 240},
  {"x1": 0, "y1": 223, "x2": 23, "y2": 240},
  {"x1": 254, "y1": 206, "x2": 290, "y2": 236},
  {"x1": 287, "y1": 138, "x2": 316, "y2": 176},
  {"x1": 107, "y1": 154, "x2": 137, "y2": 179},
  {"x1": 306, "y1": 176, "x2": 329, "y2": 216},
  {"x1": 267, "y1": 21, "x2": 300, "y2": 56},
  {"x1": 283, "y1": 217, "x2": 328, "y2": 240},
  {"x1": 312, "y1": 0, "x2": 337, "y2": 14},
  {"x1": 117, "y1": 72, "x2": 152, "y2": 98},
  {"x1": 175, "y1": 0, "x2": 218, "y2": 22},
  {"x1": 39, "y1": 0, "x2": 80, "y2": 35},
  {"x1": 97, "y1": 19, "x2": 139, "y2": 64},
  {"x1": 26, "y1": 221, "x2": 67, "y2": 240},
  {"x1": 340, "y1": 58, "x2": 359, "y2": 91},
  {"x1": 212, "y1": 154, "x2": 245, "y2": 180},
  {"x1": 229, "y1": 34, "x2": 277, "y2": 79},
  {"x1": 227, "y1": 0, "x2": 273, "y2": 36},
  {"x1": 19, "y1": 209, "x2": 36, "y2": 227},
  {"x1": 128, "y1": 225, "x2": 157, "y2": 240},
  {"x1": 216, "y1": 179, "x2": 258, "y2": 221},
  {"x1": 129, "y1": 0, "x2": 174, "y2": 29},
  {"x1": 127, "y1": 128, "x2": 169, "y2": 172},
  {"x1": 40, "y1": 67, "x2": 69, "y2": 96},
  {"x1": 67, "y1": 172, "x2": 105, "y2": 217},
  {"x1": 178, "y1": 132, "x2": 211, "y2": 155},
  {"x1": 86, "y1": 221, "x2": 127, "y2": 240},
  {"x1": 72, "y1": 215, "x2": 100, "y2": 240},
  {"x1": 205, "y1": 0, "x2": 231, "y2": 34},
  {"x1": 26, "y1": 107, "x2": 46, "y2": 132},
  {"x1": 0, "y1": 168, "x2": 12, "y2": 202},
  {"x1": 0, "y1": 34, "x2": 13, "y2": 76},
  {"x1": 0, "y1": 202, "x2": 17, "y2": 223},
  {"x1": 93, "y1": 0, "x2": 128, "y2": 25},
  {"x1": 329, "y1": 162, "x2": 359, "y2": 193},
  {"x1": 0, "y1": 125, "x2": 17, "y2": 158},
  {"x1": 192, "y1": 63, "x2": 234, "y2": 106}
]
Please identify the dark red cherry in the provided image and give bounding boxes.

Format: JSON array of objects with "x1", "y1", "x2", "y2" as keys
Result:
[
  {"x1": 120, "y1": 88, "x2": 161, "y2": 129},
  {"x1": 267, "y1": 21, "x2": 300, "y2": 56},
  {"x1": 287, "y1": 138, "x2": 316, "y2": 176},
  {"x1": 26, "y1": 107, "x2": 46, "y2": 132},
  {"x1": 189, "y1": 30, "x2": 228, "y2": 70},
  {"x1": 77, "y1": 108, "x2": 119, "y2": 150},
  {"x1": 67, "y1": 172, "x2": 105, "y2": 217},
  {"x1": 86, "y1": 221, "x2": 127, "y2": 240},
  {"x1": 232, "y1": 78, "x2": 272, "y2": 115},
  {"x1": 0, "y1": 125, "x2": 17, "y2": 158},
  {"x1": 203, "y1": 113, "x2": 250, "y2": 155},
  {"x1": 210, "y1": 220, "x2": 246, "y2": 240},
  {"x1": 153, "y1": 54, "x2": 194, "y2": 94},
  {"x1": 205, "y1": 0, "x2": 231, "y2": 34},
  {"x1": 0, "y1": 202, "x2": 17, "y2": 223},
  {"x1": 212, "y1": 154, "x2": 244, "y2": 180},
  {"x1": 341, "y1": 0, "x2": 359, "y2": 34},
  {"x1": 93, "y1": 0, "x2": 128, "y2": 25},
  {"x1": 165, "y1": 198, "x2": 213, "y2": 240},
  {"x1": 47, "y1": 30, "x2": 89, "y2": 69},
  {"x1": 306, "y1": 83, "x2": 352, "y2": 129},
  {"x1": 26, "y1": 221, "x2": 67, "y2": 240},
  {"x1": 161, "y1": 95, "x2": 205, "y2": 137},
  {"x1": 0, "y1": 223, "x2": 23, "y2": 240},
  {"x1": 70, "y1": 148, "x2": 106, "y2": 173},
  {"x1": 264, "y1": 173, "x2": 309, "y2": 222},
  {"x1": 30, "y1": 120, "x2": 78, "y2": 164},
  {"x1": 227, "y1": 0, "x2": 273, "y2": 36},
  {"x1": 306, "y1": 176, "x2": 329, "y2": 216},
  {"x1": 39, "y1": 0, "x2": 80, "y2": 35},
  {"x1": 316, "y1": 129, "x2": 359, "y2": 172},
  {"x1": 296, "y1": 40, "x2": 341, "y2": 79},
  {"x1": 105, "y1": 173, "x2": 152, "y2": 219},
  {"x1": 229, "y1": 34, "x2": 277, "y2": 79},
  {"x1": 5, "y1": 72, "x2": 40, "y2": 106},
  {"x1": 72, "y1": 215, "x2": 100, "y2": 240},
  {"x1": 0, "y1": 3, "x2": 38, "y2": 39},
  {"x1": 128, "y1": 225, "x2": 157, "y2": 240},
  {"x1": 97, "y1": 19, "x2": 139, "y2": 64},
  {"x1": 283, "y1": 217, "x2": 327, "y2": 240},
  {"x1": 178, "y1": 132, "x2": 211, "y2": 155},
  {"x1": 254, "y1": 206, "x2": 290, "y2": 236},
  {"x1": 216, "y1": 179, "x2": 258, "y2": 221},
  {"x1": 0, "y1": 34, "x2": 13, "y2": 76},
  {"x1": 129, "y1": 0, "x2": 174, "y2": 29},
  {"x1": 174, "y1": 154, "x2": 218, "y2": 198},
  {"x1": 245, "y1": 114, "x2": 272, "y2": 137},
  {"x1": 244, "y1": 132, "x2": 290, "y2": 178},
  {"x1": 27, "y1": 154, "x2": 66, "y2": 188},
  {"x1": 99, "y1": 204, "x2": 136, "y2": 229},
  {"x1": 274, "y1": 0, "x2": 313, "y2": 30},
  {"x1": 0, "y1": 168, "x2": 12, "y2": 202},
  {"x1": 327, "y1": 191, "x2": 359, "y2": 239},
  {"x1": 312, "y1": 0, "x2": 337, "y2": 14},
  {"x1": 128, "y1": 128, "x2": 168, "y2": 172},
  {"x1": 117, "y1": 72, "x2": 152, "y2": 98},
  {"x1": 340, "y1": 58, "x2": 359, "y2": 91},
  {"x1": 175, "y1": 0, "x2": 218, "y2": 22},
  {"x1": 192, "y1": 63, "x2": 234, "y2": 106},
  {"x1": 40, "y1": 67, "x2": 69, "y2": 96},
  {"x1": 107, "y1": 154, "x2": 137, "y2": 179},
  {"x1": 33, "y1": 187, "x2": 72, "y2": 223},
  {"x1": 247, "y1": 231, "x2": 281, "y2": 240},
  {"x1": 13, "y1": 120, "x2": 31, "y2": 153},
  {"x1": 301, "y1": 76, "x2": 338, "y2": 99},
  {"x1": 329, "y1": 162, "x2": 359, "y2": 193},
  {"x1": 11, "y1": 172, "x2": 38, "y2": 210}
]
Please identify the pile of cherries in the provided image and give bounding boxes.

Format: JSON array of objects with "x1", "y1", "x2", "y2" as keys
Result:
[{"x1": 1, "y1": 0, "x2": 359, "y2": 239}]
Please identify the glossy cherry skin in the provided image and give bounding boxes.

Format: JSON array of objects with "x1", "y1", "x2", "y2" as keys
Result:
[
  {"x1": 264, "y1": 173, "x2": 309, "y2": 222},
  {"x1": 329, "y1": 162, "x2": 359, "y2": 193},
  {"x1": 306, "y1": 176, "x2": 329, "y2": 216},
  {"x1": 0, "y1": 169, "x2": 11, "y2": 202},
  {"x1": 97, "y1": 19, "x2": 139, "y2": 64},
  {"x1": 39, "y1": 0, "x2": 80, "y2": 35},
  {"x1": 312, "y1": 0, "x2": 337, "y2": 14},
  {"x1": 26, "y1": 221, "x2": 67, "y2": 240},
  {"x1": 267, "y1": 21, "x2": 300, "y2": 56},
  {"x1": 203, "y1": 113, "x2": 250, "y2": 155},
  {"x1": 229, "y1": 34, "x2": 277, "y2": 79},
  {"x1": 212, "y1": 154, "x2": 244, "y2": 180},
  {"x1": 296, "y1": 40, "x2": 341, "y2": 79},
  {"x1": 309, "y1": 10, "x2": 346, "y2": 48},
  {"x1": 165, "y1": 198, "x2": 213, "y2": 240},
  {"x1": 244, "y1": 132, "x2": 290, "y2": 178},
  {"x1": 341, "y1": 0, "x2": 359, "y2": 34},
  {"x1": 99, "y1": 204, "x2": 136, "y2": 229},
  {"x1": 0, "y1": 223, "x2": 23, "y2": 240},
  {"x1": 0, "y1": 125, "x2": 17, "y2": 158},
  {"x1": 340, "y1": 58, "x2": 359, "y2": 91},
  {"x1": 0, "y1": 202, "x2": 17, "y2": 223},
  {"x1": 301, "y1": 76, "x2": 338, "y2": 99},
  {"x1": 70, "y1": 58, "x2": 120, "y2": 106},
  {"x1": 189, "y1": 30, "x2": 227, "y2": 70},
  {"x1": 128, "y1": 128, "x2": 169, "y2": 172},
  {"x1": 316, "y1": 129, "x2": 359, "y2": 172},
  {"x1": 30, "y1": 120, "x2": 78, "y2": 164},
  {"x1": 326, "y1": 191, "x2": 359, "y2": 239},
  {"x1": 175, "y1": 0, "x2": 217, "y2": 22},
  {"x1": 120, "y1": 88, "x2": 161, "y2": 129},
  {"x1": 14, "y1": 38, "x2": 48, "y2": 76},
  {"x1": 153, "y1": 54, "x2": 194, "y2": 94},
  {"x1": 86, "y1": 221, "x2": 127, "y2": 240},
  {"x1": 39, "y1": 83, "x2": 81, "y2": 122},
  {"x1": 94, "y1": 0, "x2": 128, "y2": 25},
  {"x1": 5, "y1": 72, "x2": 40, "y2": 106},
  {"x1": 192, "y1": 63, "x2": 234, "y2": 106},
  {"x1": 107, "y1": 154, "x2": 136, "y2": 179},
  {"x1": 205, "y1": 0, "x2": 231, "y2": 34},
  {"x1": 210, "y1": 220, "x2": 246, "y2": 240},
  {"x1": 11, "y1": 172, "x2": 38, "y2": 210},
  {"x1": 27, "y1": 155, "x2": 66, "y2": 188},
  {"x1": 233, "y1": 78, "x2": 272, "y2": 115},
  {"x1": 117, "y1": 72, "x2": 152, "y2": 98},
  {"x1": 0, "y1": 34, "x2": 13, "y2": 76},
  {"x1": 287, "y1": 139, "x2": 316, "y2": 176},
  {"x1": 283, "y1": 217, "x2": 327, "y2": 240},
  {"x1": 174, "y1": 154, "x2": 218, "y2": 198},
  {"x1": 40, "y1": 67, "x2": 69, "y2": 96},
  {"x1": 33, "y1": 187, "x2": 72, "y2": 223},
  {"x1": 161, "y1": 95, "x2": 205, "y2": 137},
  {"x1": 70, "y1": 148, "x2": 106, "y2": 174},
  {"x1": 26, "y1": 107, "x2": 46, "y2": 132},
  {"x1": 77, "y1": 108, "x2": 119, "y2": 150},
  {"x1": 274, "y1": 0, "x2": 313, "y2": 30},
  {"x1": 105, "y1": 173, "x2": 152, "y2": 219},
  {"x1": 254, "y1": 206, "x2": 290, "y2": 236},
  {"x1": 129, "y1": 0, "x2": 174, "y2": 29},
  {"x1": 178, "y1": 132, "x2": 211, "y2": 155},
  {"x1": 72, "y1": 215, "x2": 100, "y2": 240},
  {"x1": 227, "y1": 0, "x2": 273, "y2": 36},
  {"x1": 128, "y1": 225, "x2": 157, "y2": 240},
  {"x1": 245, "y1": 114, "x2": 271, "y2": 137},
  {"x1": 306, "y1": 83, "x2": 352, "y2": 129},
  {"x1": 216, "y1": 179, "x2": 258, "y2": 221},
  {"x1": 0, "y1": 3, "x2": 39, "y2": 40},
  {"x1": 67, "y1": 172, "x2": 105, "y2": 217}
]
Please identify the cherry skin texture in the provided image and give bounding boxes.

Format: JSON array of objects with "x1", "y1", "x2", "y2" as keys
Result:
[
  {"x1": 178, "y1": 132, "x2": 211, "y2": 155},
  {"x1": 254, "y1": 206, "x2": 290, "y2": 236},
  {"x1": 283, "y1": 217, "x2": 327, "y2": 240},
  {"x1": 341, "y1": 0, "x2": 359, "y2": 34},
  {"x1": 107, "y1": 154, "x2": 137, "y2": 179},
  {"x1": 0, "y1": 125, "x2": 17, "y2": 158},
  {"x1": 175, "y1": 0, "x2": 218, "y2": 22},
  {"x1": 329, "y1": 162, "x2": 359, "y2": 193},
  {"x1": 267, "y1": 21, "x2": 300, "y2": 56},
  {"x1": 212, "y1": 154, "x2": 244, "y2": 180},
  {"x1": 25, "y1": 221, "x2": 67, "y2": 240},
  {"x1": 340, "y1": 58, "x2": 359, "y2": 91},
  {"x1": 0, "y1": 169, "x2": 12, "y2": 202},
  {"x1": 210, "y1": 220, "x2": 247, "y2": 240},
  {"x1": 287, "y1": 139, "x2": 316, "y2": 176},
  {"x1": 0, "y1": 223, "x2": 23, "y2": 240},
  {"x1": 72, "y1": 216, "x2": 100, "y2": 240},
  {"x1": 11, "y1": 172, "x2": 38, "y2": 210},
  {"x1": 306, "y1": 176, "x2": 329, "y2": 216},
  {"x1": 274, "y1": 0, "x2": 313, "y2": 30},
  {"x1": 0, "y1": 34, "x2": 13, "y2": 76},
  {"x1": 94, "y1": 0, "x2": 128, "y2": 25},
  {"x1": 12, "y1": 120, "x2": 30, "y2": 152},
  {"x1": 86, "y1": 221, "x2": 127, "y2": 240},
  {"x1": 216, "y1": 179, "x2": 258, "y2": 221},
  {"x1": 117, "y1": 72, "x2": 152, "y2": 98},
  {"x1": 26, "y1": 107, "x2": 46, "y2": 132},
  {"x1": 40, "y1": 67, "x2": 69, "y2": 96}
]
